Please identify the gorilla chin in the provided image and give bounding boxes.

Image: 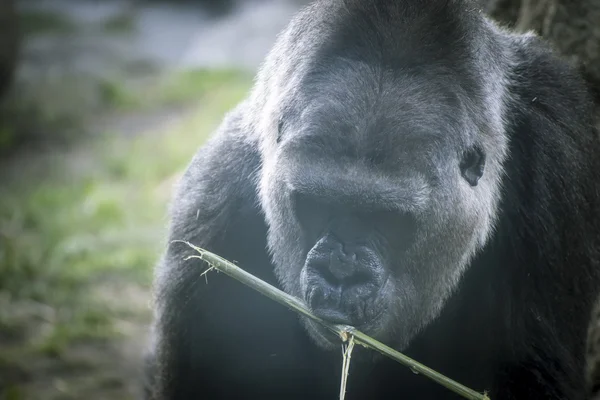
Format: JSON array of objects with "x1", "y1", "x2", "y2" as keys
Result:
[{"x1": 298, "y1": 232, "x2": 394, "y2": 349}]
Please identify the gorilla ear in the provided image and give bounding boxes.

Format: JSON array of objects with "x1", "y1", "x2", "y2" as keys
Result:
[{"x1": 460, "y1": 145, "x2": 486, "y2": 187}]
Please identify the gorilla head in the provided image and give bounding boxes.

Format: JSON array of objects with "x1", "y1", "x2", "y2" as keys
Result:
[{"x1": 255, "y1": 0, "x2": 510, "y2": 350}]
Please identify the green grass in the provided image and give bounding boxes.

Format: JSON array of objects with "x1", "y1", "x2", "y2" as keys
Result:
[
  {"x1": 100, "y1": 67, "x2": 254, "y2": 112},
  {"x1": 151, "y1": 68, "x2": 253, "y2": 107},
  {"x1": 98, "y1": 78, "x2": 145, "y2": 110},
  {"x1": 0, "y1": 68, "x2": 253, "y2": 378}
]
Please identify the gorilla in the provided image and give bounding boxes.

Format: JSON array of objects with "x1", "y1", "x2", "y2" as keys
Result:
[{"x1": 144, "y1": 0, "x2": 600, "y2": 399}]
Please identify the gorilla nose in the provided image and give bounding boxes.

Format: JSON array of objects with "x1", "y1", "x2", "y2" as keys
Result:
[{"x1": 327, "y1": 242, "x2": 362, "y2": 282}]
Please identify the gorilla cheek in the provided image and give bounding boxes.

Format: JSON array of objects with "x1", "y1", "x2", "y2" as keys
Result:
[{"x1": 260, "y1": 176, "x2": 307, "y2": 295}]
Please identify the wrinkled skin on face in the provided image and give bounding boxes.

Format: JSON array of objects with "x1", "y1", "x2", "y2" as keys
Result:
[{"x1": 257, "y1": 43, "x2": 509, "y2": 350}]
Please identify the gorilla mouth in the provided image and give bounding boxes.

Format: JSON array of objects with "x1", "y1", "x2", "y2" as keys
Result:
[
  {"x1": 306, "y1": 284, "x2": 388, "y2": 326},
  {"x1": 301, "y1": 272, "x2": 391, "y2": 348},
  {"x1": 301, "y1": 298, "x2": 389, "y2": 349},
  {"x1": 295, "y1": 212, "x2": 394, "y2": 347}
]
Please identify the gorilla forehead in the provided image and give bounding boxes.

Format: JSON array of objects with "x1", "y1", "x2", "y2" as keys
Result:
[
  {"x1": 279, "y1": 61, "x2": 483, "y2": 182},
  {"x1": 292, "y1": 66, "x2": 470, "y2": 143},
  {"x1": 276, "y1": 1, "x2": 489, "y2": 168}
]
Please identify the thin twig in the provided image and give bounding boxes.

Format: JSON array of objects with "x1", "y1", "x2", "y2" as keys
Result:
[
  {"x1": 339, "y1": 334, "x2": 355, "y2": 400},
  {"x1": 200, "y1": 265, "x2": 215, "y2": 284},
  {"x1": 175, "y1": 240, "x2": 491, "y2": 400}
]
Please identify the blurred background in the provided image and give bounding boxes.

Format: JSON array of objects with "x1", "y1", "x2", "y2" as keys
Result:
[
  {"x1": 0, "y1": 1, "x2": 309, "y2": 399},
  {"x1": 0, "y1": 0, "x2": 598, "y2": 399}
]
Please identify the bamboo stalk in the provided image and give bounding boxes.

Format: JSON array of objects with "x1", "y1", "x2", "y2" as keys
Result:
[{"x1": 176, "y1": 240, "x2": 490, "y2": 400}]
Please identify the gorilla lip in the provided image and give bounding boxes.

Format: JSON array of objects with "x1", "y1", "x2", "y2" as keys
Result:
[{"x1": 303, "y1": 275, "x2": 391, "y2": 342}]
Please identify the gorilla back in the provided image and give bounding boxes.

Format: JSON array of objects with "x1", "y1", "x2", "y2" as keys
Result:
[{"x1": 146, "y1": 0, "x2": 600, "y2": 399}]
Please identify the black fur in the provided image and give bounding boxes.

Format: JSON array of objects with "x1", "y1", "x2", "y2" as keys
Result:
[{"x1": 145, "y1": 0, "x2": 600, "y2": 399}]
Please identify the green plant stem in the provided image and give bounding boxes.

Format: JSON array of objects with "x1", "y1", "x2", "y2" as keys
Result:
[{"x1": 177, "y1": 240, "x2": 490, "y2": 400}]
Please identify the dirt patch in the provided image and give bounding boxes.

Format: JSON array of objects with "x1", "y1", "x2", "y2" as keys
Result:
[{"x1": 0, "y1": 279, "x2": 152, "y2": 400}]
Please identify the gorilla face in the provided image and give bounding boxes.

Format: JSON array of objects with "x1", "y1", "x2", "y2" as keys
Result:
[{"x1": 258, "y1": 47, "x2": 508, "y2": 351}]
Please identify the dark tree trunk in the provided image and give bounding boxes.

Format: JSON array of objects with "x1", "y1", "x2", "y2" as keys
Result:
[
  {"x1": 485, "y1": 0, "x2": 600, "y2": 102},
  {"x1": 0, "y1": 0, "x2": 19, "y2": 98}
]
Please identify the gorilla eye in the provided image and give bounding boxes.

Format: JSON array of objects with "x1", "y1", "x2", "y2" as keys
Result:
[{"x1": 460, "y1": 145, "x2": 486, "y2": 187}]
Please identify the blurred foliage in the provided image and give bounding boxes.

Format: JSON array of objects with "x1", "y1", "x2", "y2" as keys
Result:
[
  {"x1": 150, "y1": 68, "x2": 252, "y2": 107},
  {"x1": 0, "y1": 68, "x2": 253, "y2": 399},
  {"x1": 0, "y1": 81, "x2": 86, "y2": 154},
  {"x1": 1, "y1": 5, "x2": 254, "y2": 399},
  {"x1": 143, "y1": 0, "x2": 236, "y2": 16},
  {"x1": 18, "y1": 10, "x2": 78, "y2": 37},
  {"x1": 98, "y1": 68, "x2": 252, "y2": 112},
  {"x1": 102, "y1": 13, "x2": 136, "y2": 34},
  {"x1": 0, "y1": 66, "x2": 251, "y2": 154}
]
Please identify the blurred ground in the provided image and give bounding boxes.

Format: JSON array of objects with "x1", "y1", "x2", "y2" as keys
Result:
[{"x1": 0, "y1": 1, "x2": 302, "y2": 399}]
